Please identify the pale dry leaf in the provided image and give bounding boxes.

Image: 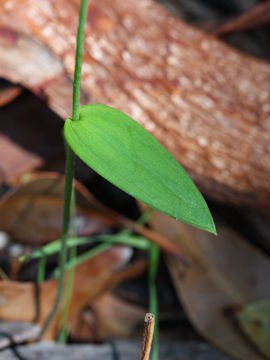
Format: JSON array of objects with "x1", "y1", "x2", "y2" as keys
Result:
[{"x1": 149, "y1": 212, "x2": 270, "y2": 360}]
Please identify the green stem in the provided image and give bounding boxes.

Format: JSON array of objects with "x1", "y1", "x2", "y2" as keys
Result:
[
  {"x1": 58, "y1": 189, "x2": 77, "y2": 343},
  {"x1": 39, "y1": 146, "x2": 74, "y2": 339},
  {"x1": 39, "y1": 0, "x2": 89, "y2": 339},
  {"x1": 73, "y1": 0, "x2": 89, "y2": 122},
  {"x1": 37, "y1": 253, "x2": 46, "y2": 285},
  {"x1": 53, "y1": 243, "x2": 112, "y2": 278},
  {"x1": 149, "y1": 242, "x2": 160, "y2": 360},
  {"x1": 57, "y1": 244, "x2": 76, "y2": 343}
]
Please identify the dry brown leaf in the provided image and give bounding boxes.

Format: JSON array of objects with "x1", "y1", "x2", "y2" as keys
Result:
[
  {"x1": 149, "y1": 212, "x2": 270, "y2": 360},
  {"x1": 70, "y1": 261, "x2": 147, "y2": 341},
  {"x1": 0, "y1": 246, "x2": 140, "y2": 339},
  {"x1": 71, "y1": 292, "x2": 146, "y2": 341},
  {"x1": 0, "y1": 172, "x2": 182, "y2": 255},
  {"x1": 0, "y1": 172, "x2": 116, "y2": 244},
  {"x1": 0, "y1": 135, "x2": 44, "y2": 185}
]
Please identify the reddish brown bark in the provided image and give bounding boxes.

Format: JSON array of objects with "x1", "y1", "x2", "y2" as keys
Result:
[{"x1": 0, "y1": 0, "x2": 270, "y2": 211}]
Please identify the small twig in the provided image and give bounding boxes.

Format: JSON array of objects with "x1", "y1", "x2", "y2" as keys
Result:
[{"x1": 140, "y1": 313, "x2": 155, "y2": 360}]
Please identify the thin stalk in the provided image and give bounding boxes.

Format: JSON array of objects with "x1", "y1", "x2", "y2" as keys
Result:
[
  {"x1": 57, "y1": 243, "x2": 76, "y2": 343},
  {"x1": 53, "y1": 243, "x2": 112, "y2": 278},
  {"x1": 39, "y1": 147, "x2": 74, "y2": 339},
  {"x1": 22, "y1": 209, "x2": 154, "y2": 262},
  {"x1": 37, "y1": 253, "x2": 46, "y2": 285},
  {"x1": 137, "y1": 208, "x2": 154, "y2": 226},
  {"x1": 39, "y1": 0, "x2": 89, "y2": 339},
  {"x1": 55, "y1": 209, "x2": 153, "y2": 338},
  {"x1": 20, "y1": 234, "x2": 149, "y2": 261},
  {"x1": 72, "y1": 0, "x2": 89, "y2": 122},
  {"x1": 148, "y1": 243, "x2": 160, "y2": 360},
  {"x1": 58, "y1": 189, "x2": 77, "y2": 343}
]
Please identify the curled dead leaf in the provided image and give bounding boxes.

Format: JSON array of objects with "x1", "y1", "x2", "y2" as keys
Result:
[{"x1": 0, "y1": 246, "x2": 144, "y2": 339}]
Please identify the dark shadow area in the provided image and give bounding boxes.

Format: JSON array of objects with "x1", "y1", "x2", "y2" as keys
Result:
[
  {"x1": 158, "y1": 0, "x2": 270, "y2": 59},
  {"x1": 0, "y1": 82, "x2": 65, "y2": 165}
]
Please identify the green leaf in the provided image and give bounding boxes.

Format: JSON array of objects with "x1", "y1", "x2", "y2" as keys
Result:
[
  {"x1": 236, "y1": 299, "x2": 270, "y2": 358},
  {"x1": 64, "y1": 104, "x2": 216, "y2": 234}
]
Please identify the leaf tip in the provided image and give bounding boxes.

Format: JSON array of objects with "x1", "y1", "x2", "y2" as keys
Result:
[
  {"x1": 200, "y1": 207, "x2": 216, "y2": 235},
  {"x1": 205, "y1": 216, "x2": 217, "y2": 236}
]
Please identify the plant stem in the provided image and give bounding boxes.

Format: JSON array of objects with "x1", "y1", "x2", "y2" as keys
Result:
[
  {"x1": 37, "y1": 253, "x2": 46, "y2": 285},
  {"x1": 149, "y1": 243, "x2": 160, "y2": 360},
  {"x1": 39, "y1": 147, "x2": 74, "y2": 339},
  {"x1": 58, "y1": 189, "x2": 77, "y2": 343},
  {"x1": 53, "y1": 243, "x2": 112, "y2": 278},
  {"x1": 57, "y1": 244, "x2": 76, "y2": 343},
  {"x1": 73, "y1": 0, "x2": 89, "y2": 122},
  {"x1": 39, "y1": 0, "x2": 89, "y2": 339}
]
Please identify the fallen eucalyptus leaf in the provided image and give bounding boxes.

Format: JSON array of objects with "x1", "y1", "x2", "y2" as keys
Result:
[{"x1": 148, "y1": 212, "x2": 270, "y2": 360}]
